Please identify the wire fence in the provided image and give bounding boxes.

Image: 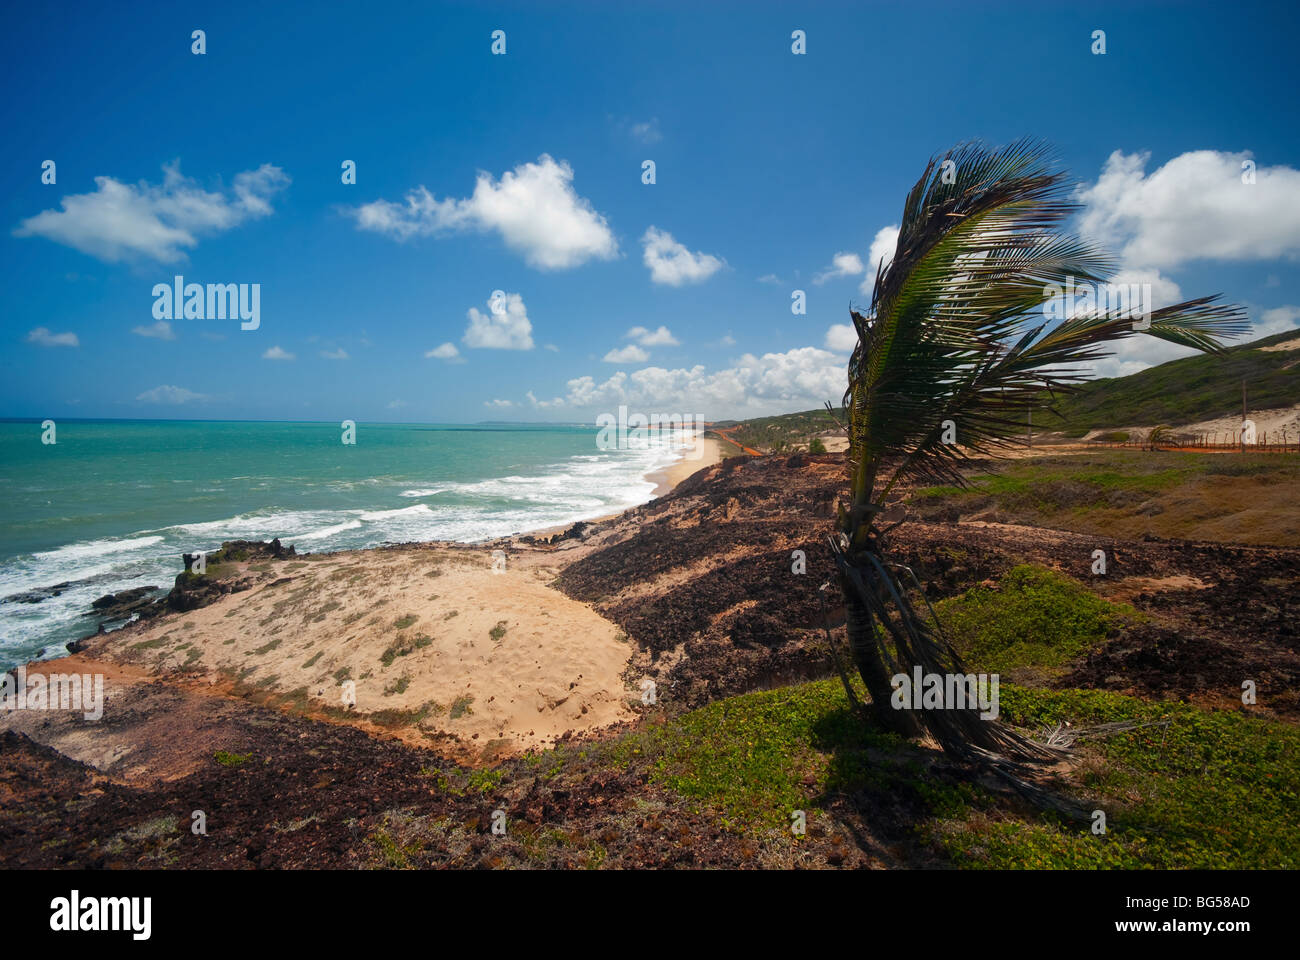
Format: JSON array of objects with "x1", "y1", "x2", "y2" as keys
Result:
[{"x1": 1090, "y1": 429, "x2": 1300, "y2": 453}]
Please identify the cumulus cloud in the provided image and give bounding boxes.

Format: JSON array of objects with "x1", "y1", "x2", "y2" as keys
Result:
[
  {"x1": 1077, "y1": 150, "x2": 1300, "y2": 269},
  {"x1": 25, "y1": 327, "x2": 79, "y2": 348},
  {"x1": 426, "y1": 342, "x2": 463, "y2": 362},
  {"x1": 824, "y1": 323, "x2": 858, "y2": 353},
  {"x1": 1255, "y1": 305, "x2": 1300, "y2": 339},
  {"x1": 560, "y1": 346, "x2": 847, "y2": 419},
  {"x1": 320, "y1": 347, "x2": 349, "y2": 360},
  {"x1": 14, "y1": 161, "x2": 289, "y2": 263},
  {"x1": 484, "y1": 398, "x2": 514, "y2": 408},
  {"x1": 136, "y1": 384, "x2": 207, "y2": 404},
  {"x1": 463, "y1": 291, "x2": 534, "y2": 350},
  {"x1": 526, "y1": 390, "x2": 565, "y2": 409},
  {"x1": 860, "y1": 226, "x2": 901, "y2": 293},
  {"x1": 641, "y1": 226, "x2": 724, "y2": 286},
  {"x1": 349, "y1": 154, "x2": 618, "y2": 270},
  {"x1": 132, "y1": 320, "x2": 175, "y2": 340},
  {"x1": 1071, "y1": 149, "x2": 1300, "y2": 378},
  {"x1": 625, "y1": 325, "x2": 679, "y2": 346},
  {"x1": 757, "y1": 273, "x2": 781, "y2": 285},
  {"x1": 815, "y1": 251, "x2": 865, "y2": 284},
  {"x1": 262, "y1": 346, "x2": 295, "y2": 360},
  {"x1": 812, "y1": 226, "x2": 898, "y2": 294},
  {"x1": 603, "y1": 344, "x2": 649, "y2": 364}
]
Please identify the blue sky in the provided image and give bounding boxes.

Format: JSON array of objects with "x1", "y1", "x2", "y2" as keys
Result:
[{"x1": 3, "y1": 0, "x2": 1298, "y2": 423}]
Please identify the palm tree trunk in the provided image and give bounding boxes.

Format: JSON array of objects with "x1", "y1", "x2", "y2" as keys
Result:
[{"x1": 842, "y1": 566, "x2": 921, "y2": 737}]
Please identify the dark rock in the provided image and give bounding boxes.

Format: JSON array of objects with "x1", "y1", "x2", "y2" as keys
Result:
[
  {"x1": 2, "y1": 582, "x2": 71, "y2": 605},
  {"x1": 87, "y1": 586, "x2": 159, "y2": 620}
]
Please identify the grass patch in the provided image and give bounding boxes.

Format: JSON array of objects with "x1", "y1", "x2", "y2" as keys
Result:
[
  {"x1": 252, "y1": 637, "x2": 282, "y2": 656},
  {"x1": 908, "y1": 450, "x2": 1300, "y2": 546},
  {"x1": 593, "y1": 672, "x2": 1299, "y2": 868},
  {"x1": 380, "y1": 633, "x2": 432, "y2": 668},
  {"x1": 449, "y1": 695, "x2": 474, "y2": 719},
  {"x1": 302, "y1": 651, "x2": 323, "y2": 669},
  {"x1": 931, "y1": 564, "x2": 1140, "y2": 680},
  {"x1": 214, "y1": 750, "x2": 252, "y2": 767},
  {"x1": 931, "y1": 686, "x2": 1300, "y2": 868},
  {"x1": 393, "y1": 614, "x2": 418, "y2": 630},
  {"x1": 489, "y1": 620, "x2": 508, "y2": 643},
  {"x1": 367, "y1": 702, "x2": 434, "y2": 728}
]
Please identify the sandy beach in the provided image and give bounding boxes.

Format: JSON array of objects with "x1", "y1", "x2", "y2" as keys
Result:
[
  {"x1": 644, "y1": 434, "x2": 724, "y2": 496},
  {"x1": 7, "y1": 432, "x2": 734, "y2": 763}
]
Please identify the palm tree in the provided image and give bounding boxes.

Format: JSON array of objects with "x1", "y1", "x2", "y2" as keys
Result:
[{"x1": 830, "y1": 139, "x2": 1247, "y2": 778}]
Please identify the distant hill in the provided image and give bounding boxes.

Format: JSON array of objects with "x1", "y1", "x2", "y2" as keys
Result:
[
  {"x1": 1044, "y1": 328, "x2": 1300, "y2": 435},
  {"x1": 712, "y1": 407, "x2": 844, "y2": 453},
  {"x1": 718, "y1": 328, "x2": 1300, "y2": 451}
]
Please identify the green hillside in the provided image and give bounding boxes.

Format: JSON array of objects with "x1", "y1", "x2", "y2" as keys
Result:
[
  {"x1": 719, "y1": 330, "x2": 1298, "y2": 450},
  {"x1": 1044, "y1": 328, "x2": 1300, "y2": 435},
  {"x1": 714, "y1": 407, "x2": 844, "y2": 453}
]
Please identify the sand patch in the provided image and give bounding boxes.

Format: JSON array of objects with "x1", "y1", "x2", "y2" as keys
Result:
[
  {"x1": 1258, "y1": 336, "x2": 1300, "y2": 352},
  {"x1": 92, "y1": 546, "x2": 634, "y2": 753}
]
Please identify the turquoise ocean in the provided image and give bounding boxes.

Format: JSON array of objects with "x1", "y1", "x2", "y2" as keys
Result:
[{"x1": 0, "y1": 419, "x2": 695, "y2": 670}]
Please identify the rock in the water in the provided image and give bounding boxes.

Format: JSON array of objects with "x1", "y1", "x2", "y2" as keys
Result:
[{"x1": 2, "y1": 582, "x2": 71, "y2": 605}]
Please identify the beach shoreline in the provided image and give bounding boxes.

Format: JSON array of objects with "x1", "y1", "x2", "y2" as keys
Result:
[{"x1": 524, "y1": 435, "x2": 726, "y2": 539}]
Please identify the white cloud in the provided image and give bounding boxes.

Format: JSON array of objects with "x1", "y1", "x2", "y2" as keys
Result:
[
  {"x1": 560, "y1": 346, "x2": 847, "y2": 419},
  {"x1": 641, "y1": 226, "x2": 724, "y2": 286},
  {"x1": 426, "y1": 342, "x2": 463, "y2": 361},
  {"x1": 626, "y1": 325, "x2": 679, "y2": 346},
  {"x1": 757, "y1": 273, "x2": 781, "y2": 285},
  {"x1": 25, "y1": 327, "x2": 79, "y2": 348},
  {"x1": 1077, "y1": 150, "x2": 1300, "y2": 269},
  {"x1": 1255, "y1": 305, "x2": 1300, "y2": 339},
  {"x1": 320, "y1": 347, "x2": 349, "y2": 360},
  {"x1": 859, "y1": 225, "x2": 900, "y2": 294},
  {"x1": 824, "y1": 323, "x2": 858, "y2": 353},
  {"x1": 387, "y1": 399, "x2": 408, "y2": 409},
  {"x1": 603, "y1": 344, "x2": 650, "y2": 364},
  {"x1": 811, "y1": 226, "x2": 898, "y2": 295},
  {"x1": 136, "y1": 384, "x2": 207, "y2": 404},
  {"x1": 349, "y1": 154, "x2": 618, "y2": 270},
  {"x1": 526, "y1": 390, "x2": 565, "y2": 409},
  {"x1": 132, "y1": 320, "x2": 175, "y2": 340},
  {"x1": 814, "y1": 251, "x2": 865, "y2": 284},
  {"x1": 485, "y1": 398, "x2": 514, "y2": 408},
  {"x1": 262, "y1": 345, "x2": 295, "y2": 360},
  {"x1": 463, "y1": 291, "x2": 534, "y2": 350},
  {"x1": 719, "y1": 333, "x2": 736, "y2": 346},
  {"x1": 544, "y1": 343, "x2": 560, "y2": 352},
  {"x1": 630, "y1": 118, "x2": 662, "y2": 144},
  {"x1": 14, "y1": 161, "x2": 289, "y2": 263}
]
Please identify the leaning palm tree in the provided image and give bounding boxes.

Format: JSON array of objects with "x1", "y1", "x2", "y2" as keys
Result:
[{"x1": 830, "y1": 139, "x2": 1247, "y2": 785}]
